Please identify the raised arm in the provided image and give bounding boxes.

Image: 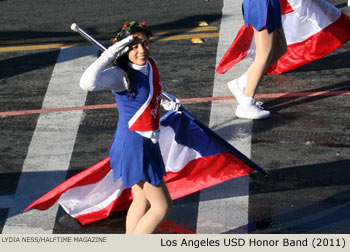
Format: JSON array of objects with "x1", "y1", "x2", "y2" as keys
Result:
[{"x1": 79, "y1": 36, "x2": 134, "y2": 92}]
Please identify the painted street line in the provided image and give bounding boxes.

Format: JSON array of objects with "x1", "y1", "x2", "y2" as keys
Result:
[
  {"x1": 0, "y1": 26, "x2": 219, "y2": 52},
  {"x1": 2, "y1": 91, "x2": 349, "y2": 118},
  {"x1": 0, "y1": 104, "x2": 117, "y2": 117},
  {"x1": 196, "y1": 0, "x2": 254, "y2": 234},
  {"x1": 0, "y1": 26, "x2": 218, "y2": 46},
  {"x1": 2, "y1": 46, "x2": 97, "y2": 233}
]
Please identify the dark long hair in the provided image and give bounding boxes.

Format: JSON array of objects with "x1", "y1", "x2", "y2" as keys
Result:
[{"x1": 112, "y1": 22, "x2": 152, "y2": 96}]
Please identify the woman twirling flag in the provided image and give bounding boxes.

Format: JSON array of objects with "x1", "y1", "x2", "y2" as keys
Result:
[
  {"x1": 23, "y1": 20, "x2": 266, "y2": 231},
  {"x1": 23, "y1": 107, "x2": 266, "y2": 226}
]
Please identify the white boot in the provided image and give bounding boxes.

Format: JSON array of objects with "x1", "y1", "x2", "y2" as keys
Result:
[
  {"x1": 227, "y1": 74, "x2": 247, "y2": 104},
  {"x1": 235, "y1": 95, "x2": 270, "y2": 119}
]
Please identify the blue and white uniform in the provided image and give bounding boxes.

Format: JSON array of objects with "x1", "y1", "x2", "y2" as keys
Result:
[{"x1": 80, "y1": 50, "x2": 166, "y2": 188}]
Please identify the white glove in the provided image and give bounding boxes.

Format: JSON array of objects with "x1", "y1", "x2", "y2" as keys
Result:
[
  {"x1": 161, "y1": 94, "x2": 181, "y2": 112},
  {"x1": 106, "y1": 35, "x2": 134, "y2": 58}
]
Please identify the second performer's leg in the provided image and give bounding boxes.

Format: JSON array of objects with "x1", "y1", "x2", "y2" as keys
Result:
[
  {"x1": 234, "y1": 27, "x2": 280, "y2": 119},
  {"x1": 244, "y1": 27, "x2": 276, "y2": 97},
  {"x1": 266, "y1": 28, "x2": 287, "y2": 68}
]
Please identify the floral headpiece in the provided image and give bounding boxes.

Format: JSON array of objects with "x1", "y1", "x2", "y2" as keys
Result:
[{"x1": 111, "y1": 21, "x2": 152, "y2": 44}]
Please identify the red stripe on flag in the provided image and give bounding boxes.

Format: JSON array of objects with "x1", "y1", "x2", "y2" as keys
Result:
[
  {"x1": 23, "y1": 158, "x2": 111, "y2": 212},
  {"x1": 72, "y1": 153, "x2": 255, "y2": 225},
  {"x1": 157, "y1": 219, "x2": 196, "y2": 234},
  {"x1": 75, "y1": 189, "x2": 132, "y2": 225},
  {"x1": 267, "y1": 12, "x2": 350, "y2": 74},
  {"x1": 216, "y1": 26, "x2": 254, "y2": 74},
  {"x1": 164, "y1": 153, "x2": 254, "y2": 200},
  {"x1": 280, "y1": 0, "x2": 294, "y2": 15}
]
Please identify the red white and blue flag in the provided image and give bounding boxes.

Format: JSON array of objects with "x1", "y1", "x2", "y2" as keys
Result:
[
  {"x1": 24, "y1": 107, "x2": 265, "y2": 225},
  {"x1": 216, "y1": 0, "x2": 350, "y2": 74}
]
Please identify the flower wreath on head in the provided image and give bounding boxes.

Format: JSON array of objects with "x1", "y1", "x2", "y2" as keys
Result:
[{"x1": 111, "y1": 21, "x2": 152, "y2": 44}]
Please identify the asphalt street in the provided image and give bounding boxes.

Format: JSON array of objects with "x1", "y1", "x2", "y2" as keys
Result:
[{"x1": 0, "y1": 0, "x2": 349, "y2": 234}]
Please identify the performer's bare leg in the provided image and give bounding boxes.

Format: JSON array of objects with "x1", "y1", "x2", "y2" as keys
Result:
[
  {"x1": 127, "y1": 180, "x2": 172, "y2": 234},
  {"x1": 244, "y1": 28, "x2": 286, "y2": 96},
  {"x1": 244, "y1": 28, "x2": 277, "y2": 97},
  {"x1": 228, "y1": 27, "x2": 286, "y2": 119},
  {"x1": 267, "y1": 28, "x2": 287, "y2": 67},
  {"x1": 125, "y1": 183, "x2": 150, "y2": 234}
]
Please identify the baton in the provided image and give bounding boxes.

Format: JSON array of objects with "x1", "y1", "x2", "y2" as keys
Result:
[
  {"x1": 70, "y1": 23, "x2": 176, "y2": 103},
  {"x1": 70, "y1": 23, "x2": 107, "y2": 52}
]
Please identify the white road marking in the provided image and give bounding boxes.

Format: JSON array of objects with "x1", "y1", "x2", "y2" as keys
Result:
[
  {"x1": 2, "y1": 46, "x2": 97, "y2": 233},
  {"x1": 196, "y1": 0, "x2": 254, "y2": 233}
]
